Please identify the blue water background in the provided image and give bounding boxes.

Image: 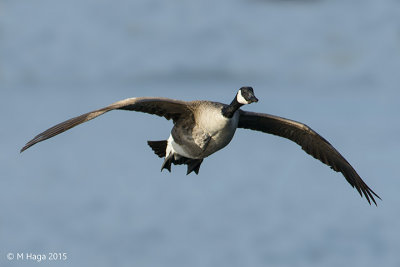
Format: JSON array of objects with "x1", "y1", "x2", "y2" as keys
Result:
[{"x1": 1, "y1": 0, "x2": 399, "y2": 266}]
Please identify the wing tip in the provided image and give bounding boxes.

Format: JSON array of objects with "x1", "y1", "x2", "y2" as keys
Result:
[
  {"x1": 361, "y1": 186, "x2": 381, "y2": 206},
  {"x1": 369, "y1": 190, "x2": 381, "y2": 207},
  {"x1": 20, "y1": 138, "x2": 38, "y2": 153},
  {"x1": 20, "y1": 143, "x2": 30, "y2": 153}
]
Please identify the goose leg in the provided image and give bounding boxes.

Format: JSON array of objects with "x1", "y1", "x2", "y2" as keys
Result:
[
  {"x1": 161, "y1": 152, "x2": 174, "y2": 172},
  {"x1": 186, "y1": 159, "x2": 203, "y2": 175}
]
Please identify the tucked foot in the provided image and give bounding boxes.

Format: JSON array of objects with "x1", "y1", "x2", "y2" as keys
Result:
[
  {"x1": 161, "y1": 152, "x2": 173, "y2": 172},
  {"x1": 186, "y1": 159, "x2": 203, "y2": 175}
]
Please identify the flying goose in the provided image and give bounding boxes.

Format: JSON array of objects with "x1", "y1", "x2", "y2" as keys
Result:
[{"x1": 21, "y1": 87, "x2": 380, "y2": 205}]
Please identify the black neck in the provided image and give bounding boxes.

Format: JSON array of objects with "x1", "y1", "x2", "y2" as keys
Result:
[{"x1": 221, "y1": 97, "x2": 243, "y2": 118}]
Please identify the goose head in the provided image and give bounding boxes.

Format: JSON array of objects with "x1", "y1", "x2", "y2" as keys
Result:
[
  {"x1": 236, "y1": 87, "x2": 258, "y2": 105},
  {"x1": 222, "y1": 87, "x2": 258, "y2": 118}
]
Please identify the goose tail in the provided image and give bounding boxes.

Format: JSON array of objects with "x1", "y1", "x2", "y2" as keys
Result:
[{"x1": 147, "y1": 140, "x2": 167, "y2": 158}]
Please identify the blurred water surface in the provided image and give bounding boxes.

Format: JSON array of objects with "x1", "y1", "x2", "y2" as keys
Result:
[{"x1": 1, "y1": 0, "x2": 399, "y2": 266}]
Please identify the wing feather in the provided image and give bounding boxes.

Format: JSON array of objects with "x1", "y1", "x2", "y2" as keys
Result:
[
  {"x1": 20, "y1": 97, "x2": 190, "y2": 152},
  {"x1": 238, "y1": 110, "x2": 380, "y2": 205}
]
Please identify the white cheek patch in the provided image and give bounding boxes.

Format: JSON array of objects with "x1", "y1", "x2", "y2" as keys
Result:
[{"x1": 237, "y1": 89, "x2": 250, "y2": 105}]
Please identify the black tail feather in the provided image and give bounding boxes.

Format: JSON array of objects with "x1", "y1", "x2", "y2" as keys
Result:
[{"x1": 147, "y1": 140, "x2": 167, "y2": 158}]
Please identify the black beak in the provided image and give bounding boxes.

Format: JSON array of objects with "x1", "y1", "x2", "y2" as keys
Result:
[{"x1": 249, "y1": 95, "x2": 258, "y2": 103}]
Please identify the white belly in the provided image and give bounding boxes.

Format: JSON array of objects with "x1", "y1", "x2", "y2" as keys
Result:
[{"x1": 165, "y1": 135, "x2": 193, "y2": 159}]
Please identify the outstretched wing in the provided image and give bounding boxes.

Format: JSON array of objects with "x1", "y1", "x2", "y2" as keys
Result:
[
  {"x1": 238, "y1": 110, "x2": 380, "y2": 205},
  {"x1": 21, "y1": 97, "x2": 191, "y2": 152}
]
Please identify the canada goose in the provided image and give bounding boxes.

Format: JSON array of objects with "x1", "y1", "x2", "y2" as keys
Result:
[{"x1": 21, "y1": 87, "x2": 380, "y2": 205}]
